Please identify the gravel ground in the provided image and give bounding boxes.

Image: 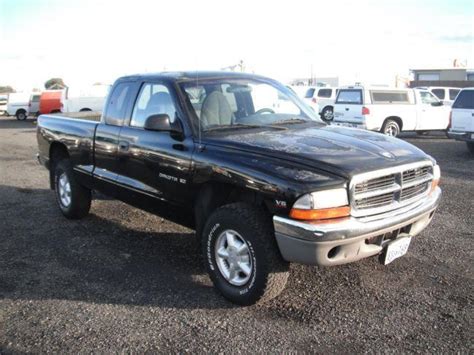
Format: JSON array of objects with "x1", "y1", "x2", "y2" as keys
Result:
[{"x1": 0, "y1": 118, "x2": 472, "y2": 353}]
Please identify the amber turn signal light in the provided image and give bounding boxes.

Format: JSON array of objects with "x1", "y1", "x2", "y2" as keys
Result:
[{"x1": 289, "y1": 206, "x2": 351, "y2": 221}]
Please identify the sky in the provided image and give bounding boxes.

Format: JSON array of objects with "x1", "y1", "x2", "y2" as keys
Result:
[{"x1": 0, "y1": 0, "x2": 473, "y2": 91}]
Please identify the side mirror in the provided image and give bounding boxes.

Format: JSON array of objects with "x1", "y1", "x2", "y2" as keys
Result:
[
  {"x1": 144, "y1": 114, "x2": 172, "y2": 131},
  {"x1": 144, "y1": 114, "x2": 184, "y2": 138},
  {"x1": 431, "y1": 101, "x2": 443, "y2": 107}
]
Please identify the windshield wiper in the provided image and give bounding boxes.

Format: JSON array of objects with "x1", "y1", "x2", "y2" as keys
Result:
[
  {"x1": 204, "y1": 123, "x2": 285, "y2": 132},
  {"x1": 271, "y1": 118, "x2": 308, "y2": 125}
]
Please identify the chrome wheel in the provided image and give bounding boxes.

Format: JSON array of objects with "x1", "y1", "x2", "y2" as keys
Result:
[
  {"x1": 58, "y1": 172, "x2": 72, "y2": 207},
  {"x1": 383, "y1": 122, "x2": 399, "y2": 136},
  {"x1": 323, "y1": 108, "x2": 334, "y2": 121},
  {"x1": 215, "y1": 230, "x2": 253, "y2": 286}
]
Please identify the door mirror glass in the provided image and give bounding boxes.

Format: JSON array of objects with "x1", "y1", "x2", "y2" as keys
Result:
[{"x1": 144, "y1": 114, "x2": 172, "y2": 131}]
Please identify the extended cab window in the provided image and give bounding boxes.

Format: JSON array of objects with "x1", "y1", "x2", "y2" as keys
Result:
[
  {"x1": 131, "y1": 83, "x2": 176, "y2": 127},
  {"x1": 452, "y1": 90, "x2": 474, "y2": 109},
  {"x1": 431, "y1": 89, "x2": 445, "y2": 100},
  {"x1": 449, "y1": 89, "x2": 460, "y2": 101},
  {"x1": 104, "y1": 82, "x2": 132, "y2": 126},
  {"x1": 371, "y1": 91, "x2": 409, "y2": 104},
  {"x1": 336, "y1": 89, "x2": 362, "y2": 104}
]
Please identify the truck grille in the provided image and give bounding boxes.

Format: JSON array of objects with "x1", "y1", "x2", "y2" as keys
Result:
[{"x1": 351, "y1": 163, "x2": 433, "y2": 217}]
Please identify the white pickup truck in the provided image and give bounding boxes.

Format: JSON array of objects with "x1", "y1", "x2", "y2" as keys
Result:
[{"x1": 332, "y1": 86, "x2": 450, "y2": 137}]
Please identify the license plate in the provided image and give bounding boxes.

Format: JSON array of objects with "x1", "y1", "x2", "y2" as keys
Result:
[
  {"x1": 384, "y1": 236, "x2": 412, "y2": 265},
  {"x1": 334, "y1": 122, "x2": 358, "y2": 128}
]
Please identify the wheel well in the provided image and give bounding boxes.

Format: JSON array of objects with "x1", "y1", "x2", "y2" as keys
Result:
[
  {"x1": 194, "y1": 183, "x2": 269, "y2": 238},
  {"x1": 49, "y1": 142, "x2": 69, "y2": 189},
  {"x1": 79, "y1": 108, "x2": 92, "y2": 112},
  {"x1": 384, "y1": 116, "x2": 403, "y2": 130},
  {"x1": 322, "y1": 105, "x2": 333, "y2": 111},
  {"x1": 16, "y1": 109, "x2": 26, "y2": 115},
  {"x1": 51, "y1": 109, "x2": 61, "y2": 114}
]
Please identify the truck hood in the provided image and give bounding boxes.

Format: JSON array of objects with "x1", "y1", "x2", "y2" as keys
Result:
[{"x1": 203, "y1": 124, "x2": 433, "y2": 178}]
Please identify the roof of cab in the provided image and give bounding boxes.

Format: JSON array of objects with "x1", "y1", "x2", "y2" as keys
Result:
[{"x1": 116, "y1": 71, "x2": 273, "y2": 82}]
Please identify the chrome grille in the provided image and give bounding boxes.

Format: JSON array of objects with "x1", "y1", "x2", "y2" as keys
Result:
[{"x1": 351, "y1": 162, "x2": 433, "y2": 217}]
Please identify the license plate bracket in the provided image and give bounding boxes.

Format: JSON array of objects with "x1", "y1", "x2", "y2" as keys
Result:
[{"x1": 383, "y1": 235, "x2": 412, "y2": 265}]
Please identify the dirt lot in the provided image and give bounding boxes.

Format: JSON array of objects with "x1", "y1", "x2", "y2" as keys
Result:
[{"x1": 0, "y1": 118, "x2": 472, "y2": 353}]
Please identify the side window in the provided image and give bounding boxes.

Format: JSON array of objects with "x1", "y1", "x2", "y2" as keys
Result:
[
  {"x1": 431, "y1": 89, "x2": 445, "y2": 100},
  {"x1": 130, "y1": 83, "x2": 177, "y2": 128},
  {"x1": 318, "y1": 89, "x2": 332, "y2": 98},
  {"x1": 104, "y1": 82, "x2": 132, "y2": 126},
  {"x1": 420, "y1": 91, "x2": 439, "y2": 105},
  {"x1": 452, "y1": 90, "x2": 474, "y2": 109},
  {"x1": 449, "y1": 89, "x2": 460, "y2": 101}
]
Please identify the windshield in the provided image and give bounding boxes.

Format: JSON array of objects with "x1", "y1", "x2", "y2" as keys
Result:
[{"x1": 179, "y1": 78, "x2": 321, "y2": 132}]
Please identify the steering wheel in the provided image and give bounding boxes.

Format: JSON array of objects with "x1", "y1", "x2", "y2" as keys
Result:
[{"x1": 255, "y1": 108, "x2": 275, "y2": 115}]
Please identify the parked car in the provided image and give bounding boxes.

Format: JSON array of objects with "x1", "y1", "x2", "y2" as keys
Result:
[
  {"x1": 62, "y1": 84, "x2": 111, "y2": 113},
  {"x1": 28, "y1": 94, "x2": 41, "y2": 117},
  {"x1": 6, "y1": 92, "x2": 30, "y2": 120},
  {"x1": 0, "y1": 94, "x2": 8, "y2": 115},
  {"x1": 447, "y1": 88, "x2": 474, "y2": 155},
  {"x1": 37, "y1": 72, "x2": 441, "y2": 305},
  {"x1": 39, "y1": 90, "x2": 63, "y2": 114},
  {"x1": 332, "y1": 86, "x2": 450, "y2": 136},
  {"x1": 418, "y1": 86, "x2": 461, "y2": 106}
]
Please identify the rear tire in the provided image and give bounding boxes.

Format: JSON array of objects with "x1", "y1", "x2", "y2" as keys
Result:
[
  {"x1": 321, "y1": 106, "x2": 334, "y2": 122},
  {"x1": 467, "y1": 142, "x2": 474, "y2": 155},
  {"x1": 202, "y1": 203, "x2": 289, "y2": 305},
  {"x1": 381, "y1": 119, "x2": 400, "y2": 137},
  {"x1": 54, "y1": 160, "x2": 91, "y2": 219},
  {"x1": 16, "y1": 110, "x2": 27, "y2": 120}
]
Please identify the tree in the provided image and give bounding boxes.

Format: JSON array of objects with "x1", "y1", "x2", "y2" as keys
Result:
[
  {"x1": 44, "y1": 78, "x2": 66, "y2": 90},
  {"x1": 0, "y1": 86, "x2": 15, "y2": 94}
]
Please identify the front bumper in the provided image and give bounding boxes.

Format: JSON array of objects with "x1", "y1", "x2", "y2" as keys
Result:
[
  {"x1": 274, "y1": 187, "x2": 441, "y2": 266},
  {"x1": 448, "y1": 131, "x2": 474, "y2": 142}
]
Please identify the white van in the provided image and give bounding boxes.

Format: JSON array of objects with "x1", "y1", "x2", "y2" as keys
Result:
[
  {"x1": 0, "y1": 95, "x2": 8, "y2": 115},
  {"x1": 62, "y1": 84, "x2": 111, "y2": 113},
  {"x1": 6, "y1": 93, "x2": 31, "y2": 120},
  {"x1": 448, "y1": 88, "x2": 474, "y2": 155},
  {"x1": 303, "y1": 86, "x2": 338, "y2": 121},
  {"x1": 332, "y1": 86, "x2": 450, "y2": 136}
]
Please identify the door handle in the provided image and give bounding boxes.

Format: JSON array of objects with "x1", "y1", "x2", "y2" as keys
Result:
[
  {"x1": 345, "y1": 108, "x2": 349, "y2": 111},
  {"x1": 118, "y1": 141, "x2": 129, "y2": 151}
]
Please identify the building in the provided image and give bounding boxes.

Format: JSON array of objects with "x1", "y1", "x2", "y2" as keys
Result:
[
  {"x1": 289, "y1": 77, "x2": 339, "y2": 87},
  {"x1": 409, "y1": 68, "x2": 474, "y2": 88}
]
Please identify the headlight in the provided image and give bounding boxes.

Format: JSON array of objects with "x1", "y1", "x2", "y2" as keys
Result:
[{"x1": 290, "y1": 188, "x2": 350, "y2": 221}]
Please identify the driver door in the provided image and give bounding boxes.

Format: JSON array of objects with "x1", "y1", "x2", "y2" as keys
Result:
[{"x1": 417, "y1": 90, "x2": 449, "y2": 130}]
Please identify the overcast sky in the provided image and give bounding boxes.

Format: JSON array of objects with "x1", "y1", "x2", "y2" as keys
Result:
[{"x1": 0, "y1": 0, "x2": 473, "y2": 91}]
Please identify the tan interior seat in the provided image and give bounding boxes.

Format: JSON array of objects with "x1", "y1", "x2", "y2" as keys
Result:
[{"x1": 200, "y1": 91, "x2": 233, "y2": 127}]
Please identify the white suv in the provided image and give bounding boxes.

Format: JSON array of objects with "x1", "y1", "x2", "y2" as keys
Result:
[
  {"x1": 303, "y1": 87, "x2": 338, "y2": 122},
  {"x1": 448, "y1": 88, "x2": 474, "y2": 155}
]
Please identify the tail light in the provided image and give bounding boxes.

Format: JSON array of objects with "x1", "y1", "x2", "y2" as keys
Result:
[
  {"x1": 312, "y1": 97, "x2": 317, "y2": 104},
  {"x1": 362, "y1": 106, "x2": 370, "y2": 115}
]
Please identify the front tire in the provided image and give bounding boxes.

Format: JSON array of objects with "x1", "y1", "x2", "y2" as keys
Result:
[
  {"x1": 54, "y1": 160, "x2": 91, "y2": 219},
  {"x1": 202, "y1": 203, "x2": 289, "y2": 305},
  {"x1": 382, "y1": 119, "x2": 400, "y2": 137}
]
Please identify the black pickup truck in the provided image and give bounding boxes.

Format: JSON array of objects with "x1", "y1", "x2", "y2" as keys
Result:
[{"x1": 37, "y1": 72, "x2": 442, "y2": 305}]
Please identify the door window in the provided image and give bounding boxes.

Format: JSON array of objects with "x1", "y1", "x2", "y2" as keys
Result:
[
  {"x1": 131, "y1": 83, "x2": 177, "y2": 127},
  {"x1": 104, "y1": 82, "x2": 133, "y2": 126},
  {"x1": 431, "y1": 89, "x2": 445, "y2": 100},
  {"x1": 419, "y1": 91, "x2": 439, "y2": 105}
]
